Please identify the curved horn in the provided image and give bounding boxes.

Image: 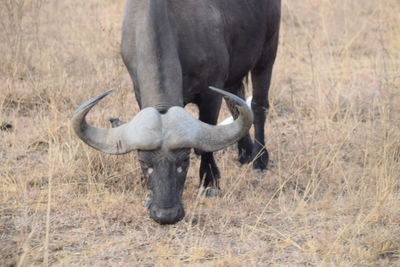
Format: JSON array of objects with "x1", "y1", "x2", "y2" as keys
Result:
[
  {"x1": 163, "y1": 87, "x2": 253, "y2": 152},
  {"x1": 72, "y1": 90, "x2": 162, "y2": 154}
]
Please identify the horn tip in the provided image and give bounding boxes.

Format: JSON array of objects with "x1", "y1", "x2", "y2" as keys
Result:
[
  {"x1": 208, "y1": 86, "x2": 221, "y2": 93},
  {"x1": 208, "y1": 86, "x2": 228, "y2": 97},
  {"x1": 208, "y1": 86, "x2": 247, "y2": 107},
  {"x1": 73, "y1": 89, "x2": 114, "y2": 115}
]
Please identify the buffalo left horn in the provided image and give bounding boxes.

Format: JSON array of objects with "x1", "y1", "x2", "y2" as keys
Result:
[{"x1": 162, "y1": 86, "x2": 253, "y2": 152}]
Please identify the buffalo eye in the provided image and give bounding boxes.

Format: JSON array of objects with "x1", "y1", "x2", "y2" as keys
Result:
[
  {"x1": 177, "y1": 166, "x2": 183, "y2": 173},
  {"x1": 147, "y1": 167, "x2": 154, "y2": 175},
  {"x1": 140, "y1": 161, "x2": 153, "y2": 171}
]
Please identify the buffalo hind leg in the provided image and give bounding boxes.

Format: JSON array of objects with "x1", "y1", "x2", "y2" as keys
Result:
[
  {"x1": 198, "y1": 153, "x2": 220, "y2": 197},
  {"x1": 251, "y1": 32, "x2": 279, "y2": 173},
  {"x1": 225, "y1": 82, "x2": 253, "y2": 165},
  {"x1": 197, "y1": 94, "x2": 223, "y2": 197}
]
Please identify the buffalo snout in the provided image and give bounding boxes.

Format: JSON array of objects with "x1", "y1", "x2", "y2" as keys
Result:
[{"x1": 149, "y1": 204, "x2": 185, "y2": 224}]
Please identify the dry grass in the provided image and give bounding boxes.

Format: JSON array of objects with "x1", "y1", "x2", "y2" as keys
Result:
[{"x1": 1, "y1": 0, "x2": 399, "y2": 266}]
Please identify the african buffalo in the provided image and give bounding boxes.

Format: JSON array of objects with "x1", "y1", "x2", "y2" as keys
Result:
[{"x1": 72, "y1": 0, "x2": 281, "y2": 224}]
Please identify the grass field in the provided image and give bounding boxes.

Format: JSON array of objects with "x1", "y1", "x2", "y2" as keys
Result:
[{"x1": 1, "y1": 0, "x2": 399, "y2": 266}]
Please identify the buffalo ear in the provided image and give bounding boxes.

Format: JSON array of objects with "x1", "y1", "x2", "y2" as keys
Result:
[{"x1": 109, "y1": 117, "x2": 125, "y2": 128}]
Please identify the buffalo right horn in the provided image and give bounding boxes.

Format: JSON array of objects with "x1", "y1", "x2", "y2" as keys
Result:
[{"x1": 72, "y1": 90, "x2": 162, "y2": 154}]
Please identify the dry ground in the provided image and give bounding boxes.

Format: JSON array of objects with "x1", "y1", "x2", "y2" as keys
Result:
[{"x1": 1, "y1": 0, "x2": 399, "y2": 266}]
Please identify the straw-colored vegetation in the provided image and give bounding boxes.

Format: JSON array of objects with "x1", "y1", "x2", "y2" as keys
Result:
[{"x1": 1, "y1": 0, "x2": 399, "y2": 266}]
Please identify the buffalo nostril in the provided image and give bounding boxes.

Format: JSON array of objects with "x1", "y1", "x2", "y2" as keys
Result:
[
  {"x1": 150, "y1": 206, "x2": 184, "y2": 224},
  {"x1": 156, "y1": 210, "x2": 170, "y2": 219}
]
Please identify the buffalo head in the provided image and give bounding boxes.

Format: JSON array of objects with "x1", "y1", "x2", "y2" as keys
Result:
[{"x1": 72, "y1": 87, "x2": 253, "y2": 224}]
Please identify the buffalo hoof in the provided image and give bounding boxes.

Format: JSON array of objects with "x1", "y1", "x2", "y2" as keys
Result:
[
  {"x1": 206, "y1": 188, "x2": 220, "y2": 197},
  {"x1": 253, "y1": 168, "x2": 270, "y2": 175},
  {"x1": 238, "y1": 153, "x2": 253, "y2": 165},
  {"x1": 197, "y1": 187, "x2": 220, "y2": 197},
  {"x1": 252, "y1": 148, "x2": 269, "y2": 171}
]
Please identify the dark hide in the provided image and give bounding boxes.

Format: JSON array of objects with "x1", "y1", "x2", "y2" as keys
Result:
[{"x1": 121, "y1": 0, "x2": 281, "y2": 223}]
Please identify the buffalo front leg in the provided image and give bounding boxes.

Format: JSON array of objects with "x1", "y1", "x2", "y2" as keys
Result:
[
  {"x1": 224, "y1": 82, "x2": 253, "y2": 165},
  {"x1": 251, "y1": 66, "x2": 271, "y2": 173},
  {"x1": 251, "y1": 34, "x2": 279, "y2": 173},
  {"x1": 197, "y1": 94, "x2": 223, "y2": 197}
]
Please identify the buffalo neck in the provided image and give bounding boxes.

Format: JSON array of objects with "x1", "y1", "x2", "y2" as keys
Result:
[{"x1": 134, "y1": 0, "x2": 183, "y2": 111}]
